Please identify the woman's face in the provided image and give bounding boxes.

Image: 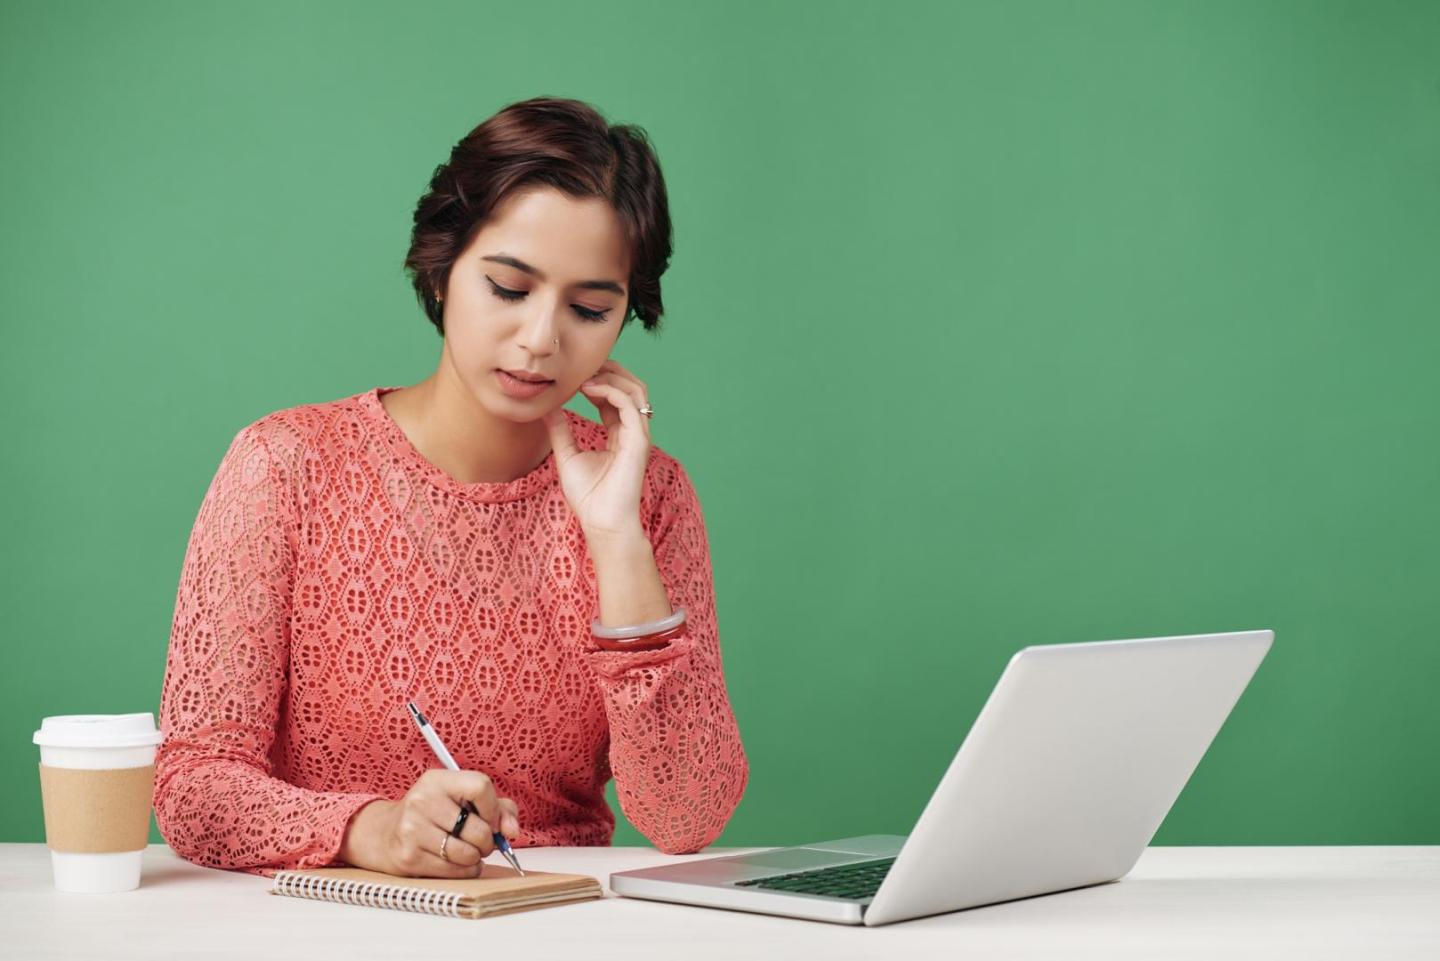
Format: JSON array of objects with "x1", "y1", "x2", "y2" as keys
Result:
[{"x1": 438, "y1": 185, "x2": 631, "y2": 420}]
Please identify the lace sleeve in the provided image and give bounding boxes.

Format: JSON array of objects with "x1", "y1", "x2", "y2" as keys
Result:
[
  {"x1": 579, "y1": 456, "x2": 750, "y2": 854},
  {"x1": 153, "y1": 419, "x2": 387, "y2": 876}
]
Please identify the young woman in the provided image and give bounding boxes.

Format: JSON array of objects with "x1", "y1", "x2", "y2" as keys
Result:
[{"x1": 152, "y1": 97, "x2": 749, "y2": 879}]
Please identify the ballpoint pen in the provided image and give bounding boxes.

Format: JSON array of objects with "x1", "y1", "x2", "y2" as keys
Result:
[{"x1": 405, "y1": 700, "x2": 525, "y2": 876}]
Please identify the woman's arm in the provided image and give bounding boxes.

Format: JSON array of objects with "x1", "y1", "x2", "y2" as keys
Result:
[
  {"x1": 579, "y1": 455, "x2": 750, "y2": 854},
  {"x1": 154, "y1": 419, "x2": 387, "y2": 875},
  {"x1": 589, "y1": 534, "x2": 676, "y2": 628}
]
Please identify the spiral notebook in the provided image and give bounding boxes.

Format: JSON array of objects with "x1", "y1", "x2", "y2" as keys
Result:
[{"x1": 269, "y1": 863, "x2": 605, "y2": 920}]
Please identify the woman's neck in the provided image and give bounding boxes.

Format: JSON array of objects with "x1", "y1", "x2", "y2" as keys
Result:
[{"x1": 380, "y1": 371, "x2": 553, "y2": 484}]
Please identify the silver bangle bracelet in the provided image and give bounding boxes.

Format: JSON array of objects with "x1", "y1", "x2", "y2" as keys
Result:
[{"x1": 591, "y1": 606, "x2": 687, "y2": 640}]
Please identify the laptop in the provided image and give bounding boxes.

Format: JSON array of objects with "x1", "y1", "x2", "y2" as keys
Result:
[{"x1": 609, "y1": 628, "x2": 1273, "y2": 926}]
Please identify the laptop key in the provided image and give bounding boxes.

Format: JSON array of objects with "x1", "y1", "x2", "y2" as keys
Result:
[{"x1": 741, "y1": 856, "x2": 897, "y2": 899}]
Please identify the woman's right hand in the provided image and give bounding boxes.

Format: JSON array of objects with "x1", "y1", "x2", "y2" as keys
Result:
[{"x1": 338, "y1": 768, "x2": 521, "y2": 878}]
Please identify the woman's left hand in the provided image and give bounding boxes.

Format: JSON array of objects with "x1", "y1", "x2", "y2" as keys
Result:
[{"x1": 542, "y1": 358, "x2": 652, "y2": 543}]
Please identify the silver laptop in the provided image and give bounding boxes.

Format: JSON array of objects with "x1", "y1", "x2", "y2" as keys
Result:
[{"x1": 610, "y1": 628, "x2": 1273, "y2": 926}]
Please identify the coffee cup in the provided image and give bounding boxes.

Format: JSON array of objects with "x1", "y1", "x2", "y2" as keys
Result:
[{"x1": 32, "y1": 713, "x2": 162, "y2": 893}]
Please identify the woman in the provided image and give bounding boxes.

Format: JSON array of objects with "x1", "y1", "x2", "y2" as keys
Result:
[{"x1": 153, "y1": 96, "x2": 749, "y2": 879}]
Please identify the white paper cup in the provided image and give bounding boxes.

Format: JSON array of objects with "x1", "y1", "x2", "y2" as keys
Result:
[{"x1": 33, "y1": 713, "x2": 162, "y2": 893}]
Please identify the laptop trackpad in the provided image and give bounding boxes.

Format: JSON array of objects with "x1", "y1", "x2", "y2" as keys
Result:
[{"x1": 738, "y1": 848, "x2": 865, "y2": 871}]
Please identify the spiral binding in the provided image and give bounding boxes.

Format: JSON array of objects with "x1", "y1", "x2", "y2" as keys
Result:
[{"x1": 272, "y1": 871, "x2": 464, "y2": 918}]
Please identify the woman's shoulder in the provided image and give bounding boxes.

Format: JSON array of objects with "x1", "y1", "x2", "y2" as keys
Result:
[
  {"x1": 222, "y1": 395, "x2": 697, "y2": 509},
  {"x1": 222, "y1": 388, "x2": 371, "y2": 469}
]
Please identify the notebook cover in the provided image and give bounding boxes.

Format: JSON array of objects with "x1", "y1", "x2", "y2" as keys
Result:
[{"x1": 269, "y1": 863, "x2": 605, "y2": 919}]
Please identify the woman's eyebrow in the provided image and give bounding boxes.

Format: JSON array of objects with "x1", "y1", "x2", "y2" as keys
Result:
[{"x1": 481, "y1": 253, "x2": 626, "y2": 295}]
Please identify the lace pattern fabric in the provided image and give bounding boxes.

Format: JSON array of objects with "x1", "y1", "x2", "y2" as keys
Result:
[{"x1": 153, "y1": 387, "x2": 748, "y2": 877}]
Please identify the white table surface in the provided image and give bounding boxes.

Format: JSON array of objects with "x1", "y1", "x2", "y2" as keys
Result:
[{"x1": 1, "y1": 844, "x2": 1436, "y2": 960}]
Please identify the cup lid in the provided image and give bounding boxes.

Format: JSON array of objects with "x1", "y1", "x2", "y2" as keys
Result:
[{"x1": 33, "y1": 713, "x2": 162, "y2": 749}]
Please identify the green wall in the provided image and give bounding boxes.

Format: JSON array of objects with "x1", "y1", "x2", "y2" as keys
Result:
[{"x1": 3, "y1": 0, "x2": 1436, "y2": 849}]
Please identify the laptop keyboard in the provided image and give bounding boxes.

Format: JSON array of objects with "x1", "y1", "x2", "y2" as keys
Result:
[{"x1": 734, "y1": 856, "x2": 897, "y2": 901}]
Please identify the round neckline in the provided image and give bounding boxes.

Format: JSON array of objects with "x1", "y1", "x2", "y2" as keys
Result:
[{"x1": 357, "y1": 385, "x2": 569, "y2": 504}]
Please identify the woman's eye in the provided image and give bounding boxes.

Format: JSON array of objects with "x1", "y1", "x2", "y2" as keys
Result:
[
  {"x1": 486, "y1": 277, "x2": 610, "y2": 323},
  {"x1": 487, "y1": 279, "x2": 526, "y2": 303}
]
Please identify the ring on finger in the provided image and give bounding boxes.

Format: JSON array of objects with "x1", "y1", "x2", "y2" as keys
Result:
[
  {"x1": 587, "y1": 374, "x2": 653, "y2": 420},
  {"x1": 451, "y1": 804, "x2": 470, "y2": 838},
  {"x1": 439, "y1": 832, "x2": 450, "y2": 861},
  {"x1": 610, "y1": 383, "x2": 653, "y2": 420}
]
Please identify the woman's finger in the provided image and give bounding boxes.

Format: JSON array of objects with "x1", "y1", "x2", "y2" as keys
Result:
[
  {"x1": 431, "y1": 770, "x2": 501, "y2": 827},
  {"x1": 596, "y1": 359, "x2": 648, "y2": 396},
  {"x1": 580, "y1": 375, "x2": 644, "y2": 444},
  {"x1": 590, "y1": 364, "x2": 651, "y2": 437},
  {"x1": 498, "y1": 798, "x2": 521, "y2": 839},
  {"x1": 586, "y1": 369, "x2": 648, "y2": 411},
  {"x1": 578, "y1": 379, "x2": 622, "y2": 431},
  {"x1": 416, "y1": 823, "x2": 484, "y2": 876},
  {"x1": 456, "y1": 807, "x2": 496, "y2": 857},
  {"x1": 428, "y1": 796, "x2": 496, "y2": 857},
  {"x1": 580, "y1": 381, "x2": 648, "y2": 440}
]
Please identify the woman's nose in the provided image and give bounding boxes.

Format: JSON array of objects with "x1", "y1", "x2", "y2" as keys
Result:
[{"x1": 516, "y1": 306, "x2": 560, "y2": 353}]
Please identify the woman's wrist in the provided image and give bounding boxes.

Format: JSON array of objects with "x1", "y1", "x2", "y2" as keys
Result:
[{"x1": 338, "y1": 798, "x2": 395, "y2": 870}]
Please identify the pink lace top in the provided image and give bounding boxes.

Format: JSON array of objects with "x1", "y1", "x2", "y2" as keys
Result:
[{"x1": 153, "y1": 386, "x2": 748, "y2": 877}]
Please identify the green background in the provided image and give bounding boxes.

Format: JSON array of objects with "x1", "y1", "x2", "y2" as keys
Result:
[{"x1": 2, "y1": 0, "x2": 1437, "y2": 849}]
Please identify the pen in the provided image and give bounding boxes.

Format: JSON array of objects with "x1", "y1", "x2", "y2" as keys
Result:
[{"x1": 405, "y1": 700, "x2": 525, "y2": 877}]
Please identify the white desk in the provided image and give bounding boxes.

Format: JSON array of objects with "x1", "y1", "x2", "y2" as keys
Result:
[{"x1": 1, "y1": 844, "x2": 1436, "y2": 960}]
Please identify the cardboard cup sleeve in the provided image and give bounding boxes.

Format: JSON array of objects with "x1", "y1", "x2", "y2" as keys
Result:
[{"x1": 38, "y1": 763, "x2": 155, "y2": 854}]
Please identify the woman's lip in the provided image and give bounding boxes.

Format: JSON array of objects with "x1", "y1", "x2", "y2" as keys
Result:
[
  {"x1": 500, "y1": 369, "x2": 553, "y2": 383},
  {"x1": 495, "y1": 369, "x2": 554, "y2": 397}
]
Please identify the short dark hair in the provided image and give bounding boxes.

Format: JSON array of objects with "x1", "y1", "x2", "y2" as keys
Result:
[{"x1": 402, "y1": 96, "x2": 674, "y2": 337}]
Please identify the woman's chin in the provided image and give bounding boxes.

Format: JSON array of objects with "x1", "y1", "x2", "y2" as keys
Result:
[{"x1": 481, "y1": 387, "x2": 570, "y2": 423}]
